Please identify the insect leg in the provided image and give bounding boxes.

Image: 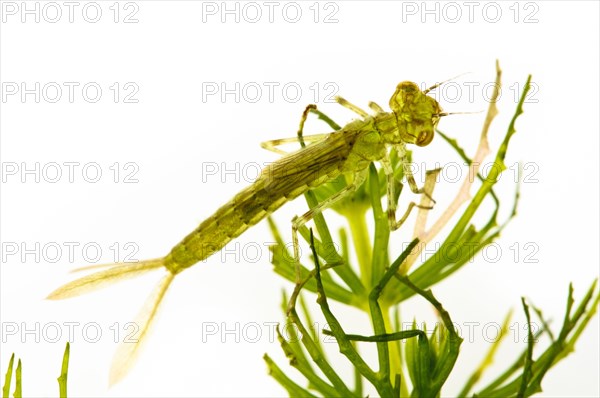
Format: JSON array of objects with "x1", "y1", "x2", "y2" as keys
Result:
[
  {"x1": 297, "y1": 104, "x2": 342, "y2": 145},
  {"x1": 397, "y1": 147, "x2": 436, "y2": 203},
  {"x1": 291, "y1": 170, "x2": 367, "y2": 283},
  {"x1": 261, "y1": 103, "x2": 341, "y2": 155},
  {"x1": 381, "y1": 154, "x2": 433, "y2": 231},
  {"x1": 296, "y1": 104, "x2": 316, "y2": 148},
  {"x1": 307, "y1": 107, "x2": 342, "y2": 131},
  {"x1": 368, "y1": 101, "x2": 385, "y2": 114},
  {"x1": 335, "y1": 96, "x2": 369, "y2": 118}
]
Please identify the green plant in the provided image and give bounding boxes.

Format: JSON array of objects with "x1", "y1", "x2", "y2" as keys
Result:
[
  {"x1": 3, "y1": 62, "x2": 598, "y2": 398},
  {"x1": 263, "y1": 61, "x2": 600, "y2": 397},
  {"x1": 2, "y1": 342, "x2": 70, "y2": 398}
]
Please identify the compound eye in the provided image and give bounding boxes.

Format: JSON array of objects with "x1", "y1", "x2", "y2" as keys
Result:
[{"x1": 416, "y1": 130, "x2": 434, "y2": 147}]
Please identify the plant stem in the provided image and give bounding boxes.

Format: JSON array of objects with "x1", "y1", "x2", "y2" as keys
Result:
[
  {"x1": 381, "y1": 304, "x2": 405, "y2": 394},
  {"x1": 344, "y1": 208, "x2": 372, "y2": 290}
]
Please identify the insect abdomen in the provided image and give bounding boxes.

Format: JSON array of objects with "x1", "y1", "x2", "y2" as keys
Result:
[
  {"x1": 163, "y1": 130, "x2": 356, "y2": 274},
  {"x1": 163, "y1": 172, "x2": 335, "y2": 274}
]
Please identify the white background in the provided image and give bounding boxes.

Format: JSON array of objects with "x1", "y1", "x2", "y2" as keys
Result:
[{"x1": 1, "y1": 1, "x2": 599, "y2": 397}]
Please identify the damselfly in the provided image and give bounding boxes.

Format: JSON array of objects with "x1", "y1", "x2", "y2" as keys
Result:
[{"x1": 48, "y1": 80, "x2": 449, "y2": 383}]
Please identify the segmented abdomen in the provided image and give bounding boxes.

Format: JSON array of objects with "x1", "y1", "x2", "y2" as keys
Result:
[{"x1": 163, "y1": 132, "x2": 354, "y2": 274}]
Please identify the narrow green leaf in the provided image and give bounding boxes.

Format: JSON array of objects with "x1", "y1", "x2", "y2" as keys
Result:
[
  {"x1": 13, "y1": 360, "x2": 21, "y2": 398},
  {"x1": 58, "y1": 342, "x2": 70, "y2": 398},
  {"x1": 2, "y1": 354, "x2": 15, "y2": 398}
]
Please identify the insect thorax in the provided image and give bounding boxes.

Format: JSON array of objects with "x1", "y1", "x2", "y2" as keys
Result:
[{"x1": 373, "y1": 112, "x2": 406, "y2": 145}]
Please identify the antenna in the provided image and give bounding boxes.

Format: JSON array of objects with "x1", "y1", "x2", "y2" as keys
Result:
[
  {"x1": 435, "y1": 110, "x2": 483, "y2": 118},
  {"x1": 424, "y1": 72, "x2": 471, "y2": 94}
]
